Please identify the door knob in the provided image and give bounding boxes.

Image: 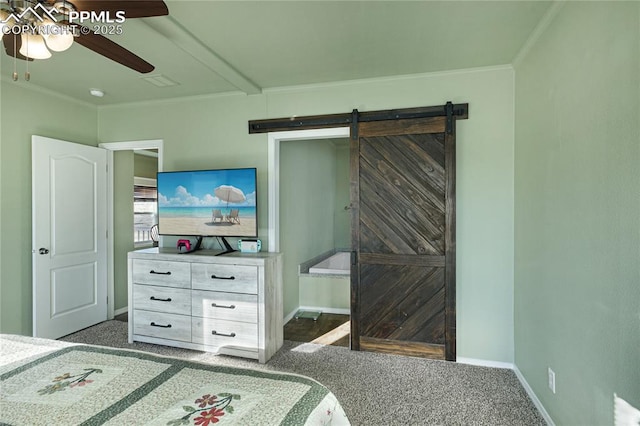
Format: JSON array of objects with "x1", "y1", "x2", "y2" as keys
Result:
[{"x1": 39, "y1": 248, "x2": 49, "y2": 255}]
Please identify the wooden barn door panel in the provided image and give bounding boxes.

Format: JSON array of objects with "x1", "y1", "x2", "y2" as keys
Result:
[
  {"x1": 247, "y1": 102, "x2": 465, "y2": 361},
  {"x1": 351, "y1": 115, "x2": 456, "y2": 361}
]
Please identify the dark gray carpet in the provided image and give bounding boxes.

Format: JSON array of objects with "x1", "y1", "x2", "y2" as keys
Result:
[{"x1": 60, "y1": 320, "x2": 545, "y2": 426}]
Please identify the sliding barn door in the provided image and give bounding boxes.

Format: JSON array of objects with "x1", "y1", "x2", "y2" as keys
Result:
[{"x1": 351, "y1": 113, "x2": 457, "y2": 361}]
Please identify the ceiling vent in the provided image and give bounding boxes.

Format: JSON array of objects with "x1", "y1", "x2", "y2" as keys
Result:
[{"x1": 141, "y1": 74, "x2": 179, "y2": 87}]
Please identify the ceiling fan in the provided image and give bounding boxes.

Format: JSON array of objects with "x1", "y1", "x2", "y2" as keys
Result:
[{"x1": 0, "y1": 0, "x2": 168, "y2": 75}]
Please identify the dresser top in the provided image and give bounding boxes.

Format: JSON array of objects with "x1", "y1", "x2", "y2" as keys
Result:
[{"x1": 128, "y1": 247, "x2": 281, "y2": 265}]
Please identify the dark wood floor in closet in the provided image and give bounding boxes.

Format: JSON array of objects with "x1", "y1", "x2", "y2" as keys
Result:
[{"x1": 284, "y1": 313, "x2": 350, "y2": 347}]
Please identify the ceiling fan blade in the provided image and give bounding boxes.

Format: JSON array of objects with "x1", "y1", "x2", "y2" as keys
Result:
[
  {"x1": 74, "y1": 27, "x2": 154, "y2": 73},
  {"x1": 2, "y1": 33, "x2": 34, "y2": 61},
  {"x1": 66, "y1": 0, "x2": 168, "y2": 18}
]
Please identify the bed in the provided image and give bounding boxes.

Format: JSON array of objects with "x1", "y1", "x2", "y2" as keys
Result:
[{"x1": 0, "y1": 334, "x2": 350, "y2": 425}]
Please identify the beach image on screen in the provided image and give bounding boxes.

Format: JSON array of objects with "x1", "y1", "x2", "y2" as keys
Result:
[{"x1": 157, "y1": 168, "x2": 257, "y2": 237}]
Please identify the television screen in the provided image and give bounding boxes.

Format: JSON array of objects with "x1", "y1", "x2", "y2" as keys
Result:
[{"x1": 157, "y1": 168, "x2": 257, "y2": 238}]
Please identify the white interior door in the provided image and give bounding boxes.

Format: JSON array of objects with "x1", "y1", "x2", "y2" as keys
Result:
[{"x1": 32, "y1": 135, "x2": 108, "y2": 338}]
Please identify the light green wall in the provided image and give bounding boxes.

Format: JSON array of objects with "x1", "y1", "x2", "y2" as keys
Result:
[
  {"x1": 280, "y1": 139, "x2": 336, "y2": 315},
  {"x1": 114, "y1": 151, "x2": 134, "y2": 311},
  {"x1": 98, "y1": 67, "x2": 515, "y2": 362},
  {"x1": 514, "y1": 2, "x2": 640, "y2": 424},
  {"x1": 0, "y1": 82, "x2": 98, "y2": 335}
]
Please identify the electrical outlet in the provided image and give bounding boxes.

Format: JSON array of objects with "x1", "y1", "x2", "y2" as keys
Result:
[{"x1": 548, "y1": 367, "x2": 556, "y2": 394}]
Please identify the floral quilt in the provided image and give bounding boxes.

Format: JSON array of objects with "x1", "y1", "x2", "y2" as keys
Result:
[{"x1": 0, "y1": 334, "x2": 349, "y2": 425}]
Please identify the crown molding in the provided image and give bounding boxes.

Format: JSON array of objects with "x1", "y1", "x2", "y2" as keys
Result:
[
  {"x1": 262, "y1": 64, "x2": 514, "y2": 94},
  {"x1": 1, "y1": 74, "x2": 97, "y2": 109}
]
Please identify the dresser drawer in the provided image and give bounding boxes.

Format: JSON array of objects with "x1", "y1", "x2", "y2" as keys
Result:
[
  {"x1": 133, "y1": 310, "x2": 191, "y2": 342},
  {"x1": 134, "y1": 284, "x2": 191, "y2": 315},
  {"x1": 192, "y1": 317, "x2": 258, "y2": 348},
  {"x1": 191, "y1": 264, "x2": 258, "y2": 293},
  {"x1": 192, "y1": 290, "x2": 257, "y2": 323},
  {"x1": 132, "y1": 259, "x2": 190, "y2": 288}
]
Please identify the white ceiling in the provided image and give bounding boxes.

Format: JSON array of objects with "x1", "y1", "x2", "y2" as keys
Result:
[{"x1": 0, "y1": 1, "x2": 552, "y2": 105}]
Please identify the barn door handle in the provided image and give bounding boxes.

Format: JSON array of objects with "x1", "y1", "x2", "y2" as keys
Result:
[
  {"x1": 211, "y1": 274, "x2": 235, "y2": 280},
  {"x1": 150, "y1": 270, "x2": 171, "y2": 275},
  {"x1": 39, "y1": 248, "x2": 49, "y2": 255},
  {"x1": 211, "y1": 330, "x2": 236, "y2": 337}
]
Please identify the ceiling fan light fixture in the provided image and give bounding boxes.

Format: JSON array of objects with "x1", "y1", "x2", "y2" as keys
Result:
[
  {"x1": 44, "y1": 31, "x2": 74, "y2": 52},
  {"x1": 3, "y1": 0, "x2": 168, "y2": 78},
  {"x1": 39, "y1": 19, "x2": 74, "y2": 52},
  {"x1": 19, "y1": 33, "x2": 52, "y2": 59}
]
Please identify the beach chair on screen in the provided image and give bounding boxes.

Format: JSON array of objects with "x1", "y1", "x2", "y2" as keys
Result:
[
  {"x1": 211, "y1": 209, "x2": 224, "y2": 223},
  {"x1": 227, "y1": 209, "x2": 240, "y2": 224}
]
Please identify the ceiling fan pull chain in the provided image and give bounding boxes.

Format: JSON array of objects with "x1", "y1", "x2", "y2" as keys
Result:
[{"x1": 24, "y1": 34, "x2": 30, "y2": 81}]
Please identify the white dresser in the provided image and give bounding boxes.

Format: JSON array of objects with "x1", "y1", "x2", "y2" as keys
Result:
[{"x1": 127, "y1": 248, "x2": 283, "y2": 363}]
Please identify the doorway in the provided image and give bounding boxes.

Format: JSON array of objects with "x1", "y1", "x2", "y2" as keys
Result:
[
  {"x1": 280, "y1": 137, "x2": 350, "y2": 316},
  {"x1": 133, "y1": 152, "x2": 159, "y2": 248},
  {"x1": 268, "y1": 128, "x2": 349, "y2": 323},
  {"x1": 99, "y1": 140, "x2": 163, "y2": 319}
]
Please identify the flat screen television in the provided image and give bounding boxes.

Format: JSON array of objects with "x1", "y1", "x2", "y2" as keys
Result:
[{"x1": 157, "y1": 168, "x2": 257, "y2": 254}]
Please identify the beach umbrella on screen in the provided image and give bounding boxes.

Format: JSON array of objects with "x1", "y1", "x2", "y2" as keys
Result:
[{"x1": 214, "y1": 185, "x2": 246, "y2": 207}]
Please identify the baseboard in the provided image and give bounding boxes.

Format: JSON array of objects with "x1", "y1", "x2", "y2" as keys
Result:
[
  {"x1": 513, "y1": 365, "x2": 555, "y2": 426},
  {"x1": 114, "y1": 306, "x2": 128, "y2": 317},
  {"x1": 284, "y1": 308, "x2": 298, "y2": 324},
  {"x1": 456, "y1": 357, "x2": 514, "y2": 369},
  {"x1": 456, "y1": 358, "x2": 553, "y2": 425},
  {"x1": 284, "y1": 306, "x2": 350, "y2": 324}
]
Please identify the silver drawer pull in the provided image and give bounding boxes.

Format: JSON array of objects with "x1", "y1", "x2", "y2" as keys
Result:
[
  {"x1": 211, "y1": 330, "x2": 236, "y2": 337},
  {"x1": 150, "y1": 296, "x2": 172, "y2": 302},
  {"x1": 211, "y1": 303, "x2": 236, "y2": 309},
  {"x1": 211, "y1": 274, "x2": 235, "y2": 280},
  {"x1": 150, "y1": 270, "x2": 171, "y2": 275},
  {"x1": 150, "y1": 322, "x2": 172, "y2": 328}
]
